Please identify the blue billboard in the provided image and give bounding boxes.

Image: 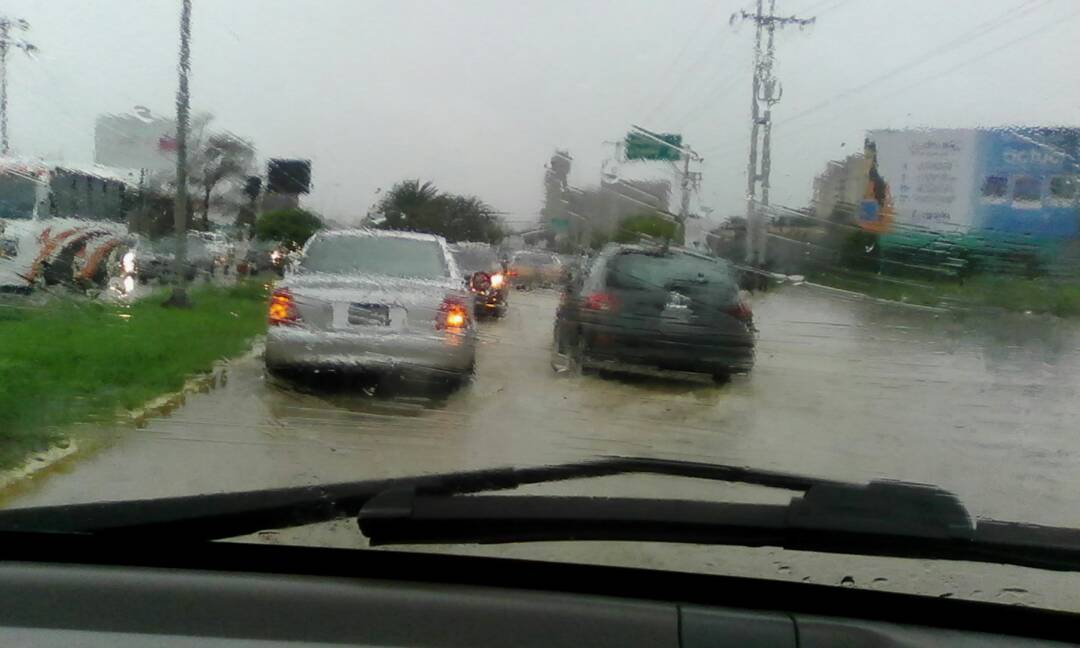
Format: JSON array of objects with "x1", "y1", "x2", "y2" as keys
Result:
[{"x1": 972, "y1": 128, "x2": 1080, "y2": 238}]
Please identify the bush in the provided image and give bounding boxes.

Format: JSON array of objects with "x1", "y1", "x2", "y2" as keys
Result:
[
  {"x1": 255, "y1": 208, "x2": 323, "y2": 248},
  {"x1": 839, "y1": 229, "x2": 881, "y2": 272}
]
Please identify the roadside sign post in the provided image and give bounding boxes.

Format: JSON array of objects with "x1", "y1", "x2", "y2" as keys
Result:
[{"x1": 625, "y1": 125, "x2": 702, "y2": 228}]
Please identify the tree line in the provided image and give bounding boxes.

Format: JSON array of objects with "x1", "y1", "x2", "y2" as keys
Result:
[
  {"x1": 249, "y1": 179, "x2": 505, "y2": 250},
  {"x1": 375, "y1": 180, "x2": 505, "y2": 245}
]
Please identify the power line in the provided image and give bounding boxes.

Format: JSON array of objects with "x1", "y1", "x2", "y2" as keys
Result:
[
  {"x1": 774, "y1": 0, "x2": 1046, "y2": 127},
  {"x1": 695, "y1": 0, "x2": 1049, "y2": 157},
  {"x1": 750, "y1": 0, "x2": 1076, "y2": 153},
  {"x1": 641, "y1": 0, "x2": 741, "y2": 126}
]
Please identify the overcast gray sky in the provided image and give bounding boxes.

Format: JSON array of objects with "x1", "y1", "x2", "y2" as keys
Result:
[{"x1": 6, "y1": 0, "x2": 1080, "y2": 228}]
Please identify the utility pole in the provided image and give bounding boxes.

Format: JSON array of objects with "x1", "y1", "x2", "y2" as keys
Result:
[
  {"x1": 165, "y1": 0, "x2": 192, "y2": 308},
  {"x1": 679, "y1": 152, "x2": 693, "y2": 222},
  {"x1": 733, "y1": 0, "x2": 813, "y2": 268},
  {"x1": 0, "y1": 16, "x2": 37, "y2": 156}
]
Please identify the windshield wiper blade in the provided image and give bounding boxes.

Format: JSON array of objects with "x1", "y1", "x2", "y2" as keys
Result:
[
  {"x1": 6, "y1": 456, "x2": 1080, "y2": 574},
  {"x1": 0, "y1": 457, "x2": 843, "y2": 540},
  {"x1": 358, "y1": 484, "x2": 1080, "y2": 574}
]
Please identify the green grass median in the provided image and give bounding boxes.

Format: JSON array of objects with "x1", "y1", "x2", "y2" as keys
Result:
[
  {"x1": 0, "y1": 280, "x2": 270, "y2": 471},
  {"x1": 807, "y1": 270, "x2": 1080, "y2": 317}
]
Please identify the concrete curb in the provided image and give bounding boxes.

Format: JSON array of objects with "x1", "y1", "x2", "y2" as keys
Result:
[
  {"x1": 0, "y1": 442, "x2": 80, "y2": 492},
  {"x1": 800, "y1": 280, "x2": 951, "y2": 313},
  {"x1": 0, "y1": 339, "x2": 264, "y2": 493},
  {"x1": 127, "y1": 342, "x2": 263, "y2": 427}
]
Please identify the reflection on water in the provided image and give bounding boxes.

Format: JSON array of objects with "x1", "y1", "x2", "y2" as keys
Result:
[{"x1": 265, "y1": 370, "x2": 455, "y2": 420}]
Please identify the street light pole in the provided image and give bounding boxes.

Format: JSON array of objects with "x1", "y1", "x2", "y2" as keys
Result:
[
  {"x1": 0, "y1": 15, "x2": 37, "y2": 157},
  {"x1": 165, "y1": 0, "x2": 192, "y2": 308},
  {"x1": 1, "y1": 30, "x2": 8, "y2": 157}
]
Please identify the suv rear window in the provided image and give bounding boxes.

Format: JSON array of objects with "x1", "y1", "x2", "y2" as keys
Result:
[
  {"x1": 514, "y1": 252, "x2": 559, "y2": 266},
  {"x1": 453, "y1": 247, "x2": 499, "y2": 272},
  {"x1": 301, "y1": 235, "x2": 448, "y2": 278},
  {"x1": 606, "y1": 251, "x2": 734, "y2": 292}
]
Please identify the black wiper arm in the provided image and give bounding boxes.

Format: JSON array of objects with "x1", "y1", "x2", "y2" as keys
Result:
[
  {"x1": 6, "y1": 455, "x2": 1080, "y2": 573},
  {"x1": 0, "y1": 457, "x2": 843, "y2": 540},
  {"x1": 359, "y1": 483, "x2": 1080, "y2": 574}
]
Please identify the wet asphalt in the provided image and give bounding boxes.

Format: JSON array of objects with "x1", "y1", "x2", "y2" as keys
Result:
[{"x1": 5, "y1": 285, "x2": 1080, "y2": 609}]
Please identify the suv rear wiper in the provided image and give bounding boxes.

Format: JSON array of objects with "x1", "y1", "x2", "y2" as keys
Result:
[{"x1": 2, "y1": 456, "x2": 1080, "y2": 573}]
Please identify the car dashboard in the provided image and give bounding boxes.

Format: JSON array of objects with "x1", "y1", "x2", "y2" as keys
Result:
[{"x1": 0, "y1": 537, "x2": 1075, "y2": 647}]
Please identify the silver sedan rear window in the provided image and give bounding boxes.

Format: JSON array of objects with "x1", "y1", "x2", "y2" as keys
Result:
[{"x1": 300, "y1": 236, "x2": 448, "y2": 279}]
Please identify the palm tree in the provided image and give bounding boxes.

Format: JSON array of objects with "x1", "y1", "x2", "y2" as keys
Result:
[
  {"x1": 378, "y1": 179, "x2": 439, "y2": 228},
  {"x1": 376, "y1": 180, "x2": 504, "y2": 244}
]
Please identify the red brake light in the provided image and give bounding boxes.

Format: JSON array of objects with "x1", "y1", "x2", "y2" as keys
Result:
[
  {"x1": 469, "y1": 271, "x2": 492, "y2": 292},
  {"x1": 582, "y1": 292, "x2": 618, "y2": 312},
  {"x1": 437, "y1": 297, "x2": 470, "y2": 330},
  {"x1": 268, "y1": 288, "x2": 300, "y2": 326},
  {"x1": 726, "y1": 301, "x2": 753, "y2": 323}
]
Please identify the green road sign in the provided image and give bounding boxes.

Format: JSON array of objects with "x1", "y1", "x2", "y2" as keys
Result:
[
  {"x1": 625, "y1": 132, "x2": 683, "y2": 161},
  {"x1": 550, "y1": 217, "x2": 569, "y2": 232}
]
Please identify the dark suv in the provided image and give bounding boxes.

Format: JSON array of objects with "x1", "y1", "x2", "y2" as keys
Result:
[
  {"x1": 552, "y1": 243, "x2": 755, "y2": 381},
  {"x1": 451, "y1": 243, "x2": 510, "y2": 318}
]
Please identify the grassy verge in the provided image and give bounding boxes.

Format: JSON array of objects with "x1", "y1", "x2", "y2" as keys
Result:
[
  {"x1": 806, "y1": 269, "x2": 1080, "y2": 317},
  {"x1": 0, "y1": 280, "x2": 270, "y2": 471}
]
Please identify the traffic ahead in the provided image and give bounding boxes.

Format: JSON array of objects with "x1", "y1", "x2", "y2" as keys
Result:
[{"x1": 265, "y1": 232, "x2": 757, "y2": 388}]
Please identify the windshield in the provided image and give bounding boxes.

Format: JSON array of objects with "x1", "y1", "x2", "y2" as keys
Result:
[
  {"x1": 6, "y1": 0, "x2": 1080, "y2": 616},
  {"x1": 300, "y1": 235, "x2": 449, "y2": 278},
  {"x1": 0, "y1": 175, "x2": 38, "y2": 220}
]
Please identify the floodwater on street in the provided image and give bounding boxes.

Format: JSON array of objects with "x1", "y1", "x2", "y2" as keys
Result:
[{"x1": 5, "y1": 286, "x2": 1080, "y2": 609}]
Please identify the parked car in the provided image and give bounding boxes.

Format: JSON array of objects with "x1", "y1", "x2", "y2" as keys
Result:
[
  {"x1": 552, "y1": 243, "x2": 755, "y2": 382},
  {"x1": 509, "y1": 250, "x2": 562, "y2": 288},
  {"x1": 238, "y1": 239, "x2": 287, "y2": 276},
  {"x1": 264, "y1": 229, "x2": 477, "y2": 387},
  {"x1": 451, "y1": 242, "x2": 510, "y2": 318},
  {"x1": 192, "y1": 231, "x2": 235, "y2": 274}
]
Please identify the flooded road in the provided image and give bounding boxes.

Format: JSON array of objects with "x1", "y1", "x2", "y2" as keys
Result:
[{"x1": 6, "y1": 286, "x2": 1080, "y2": 609}]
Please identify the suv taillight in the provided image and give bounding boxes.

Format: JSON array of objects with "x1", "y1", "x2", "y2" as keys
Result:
[
  {"x1": 582, "y1": 292, "x2": 618, "y2": 312},
  {"x1": 726, "y1": 301, "x2": 752, "y2": 323},
  {"x1": 437, "y1": 297, "x2": 470, "y2": 330},
  {"x1": 268, "y1": 288, "x2": 300, "y2": 326}
]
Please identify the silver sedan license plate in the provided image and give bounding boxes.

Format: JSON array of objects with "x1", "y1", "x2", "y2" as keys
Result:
[{"x1": 346, "y1": 303, "x2": 390, "y2": 327}]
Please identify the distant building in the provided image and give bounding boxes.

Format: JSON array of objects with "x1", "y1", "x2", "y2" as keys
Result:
[
  {"x1": 537, "y1": 149, "x2": 674, "y2": 250},
  {"x1": 94, "y1": 113, "x2": 179, "y2": 173},
  {"x1": 94, "y1": 109, "x2": 214, "y2": 177},
  {"x1": 812, "y1": 153, "x2": 864, "y2": 223}
]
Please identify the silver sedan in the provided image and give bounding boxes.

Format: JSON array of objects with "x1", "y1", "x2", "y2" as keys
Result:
[{"x1": 264, "y1": 229, "x2": 477, "y2": 386}]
